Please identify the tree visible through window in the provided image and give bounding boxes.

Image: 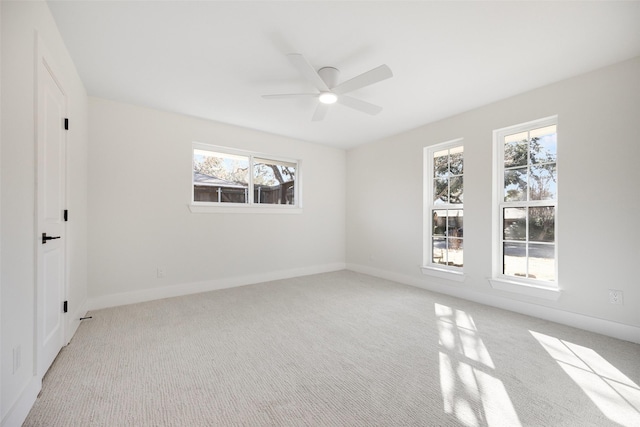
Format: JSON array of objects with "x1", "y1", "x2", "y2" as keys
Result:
[
  {"x1": 192, "y1": 145, "x2": 298, "y2": 206},
  {"x1": 253, "y1": 158, "x2": 296, "y2": 205},
  {"x1": 497, "y1": 119, "x2": 557, "y2": 283},
  {"x1": 425, "y1": 141, "x2": 464, "y2": 270},
  {"x1": 193, "y1": 150, "x2": 250, "y2": 203}
]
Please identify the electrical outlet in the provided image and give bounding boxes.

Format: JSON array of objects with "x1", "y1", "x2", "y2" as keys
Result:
[
  {"x1": 608, "y1": 289, "x2": 623, "y2": 305},
  {"x1": 157, "y1": 268, "x2": 166, "y2": 278}
]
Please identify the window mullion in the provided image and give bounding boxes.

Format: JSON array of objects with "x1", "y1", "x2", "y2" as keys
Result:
[
  {"x1": 248, "y1": 155, "x2": 254, "y2": 204},
  {"x1": 444, "y1": 208, "x2": 449, "y2": 265},
  {"x1": 500, "y1": 204, "x2": 504, "y2": 275},
  {"x1": 525, "y1": 206, "x2": 529, "y2": 278},
  {"x1": 527, "y1": 130, "x2": 532, "y2": 204}
]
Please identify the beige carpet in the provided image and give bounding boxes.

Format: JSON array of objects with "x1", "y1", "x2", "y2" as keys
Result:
[{"x1": 24, "y1": 271, "x2": 640, "y2": 426}]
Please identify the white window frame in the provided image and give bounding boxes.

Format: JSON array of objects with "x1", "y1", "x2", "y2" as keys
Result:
[
  {"x1": 189, "y1": 142, "x2": 302, "y2": 214},
  {"x1": 490, "y1": 116, "x2": 560, "y2": 300},
  {"x1": 422, "y1": 138, "x2": 465, "y2": 282}
]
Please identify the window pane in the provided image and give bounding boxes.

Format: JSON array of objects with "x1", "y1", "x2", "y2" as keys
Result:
[
  {"x1": 504, "y1": 131, "x2": 528, "y2": 145},
  {"x1": 504, "y1": 207, "x2": 526, "y2": 241},
  {"x1": 254, "y1": 160, "x2": 296, "y2": 205},
  {"x1": 530, "y1": 126, "x2": 557, "y2": 164},
  {"x1": 433, "y1": 210, "x2": 447, "y2": 236},
  {"x1": 528, "y1": 243, "x2": 555, "y2": 281},
  {"x1": 448, "y1": 239, "x2": 463, "y2": 268},
  {"x1": 434, "y1": 151, "x2": 449, "y2": 178},
  {"x1": 446, "y1": 209, "x2": 463, "y2": 238},
  {"x1": 449, "y1": 148, "x2": 463, "y2": 175},
  {"x1": 529, "y1": 207, "x2": 555, "y2": 242},
  {"x1": 449, "y1": 176, "x2": 463, "y2": 203},
  {"x1": 504, "y1": 242, "x2": 526, "y2": 277},
  {"x1": 530, "y1": 164, "x2": 556, "y2": 201},
  {"x1": 253, "y1": 157, "x2": 296, "y2": 172},
  {"x1": 193, "y1": 150, "x2": 249, "y2": 203},
  {"x1": 504, "y1": 167, "x2": 527, "y2": 201},
  {"x1": 433, "y1": 178, "x2": 448, "y2": 204},
  {"x1": 504, "y1": 134, "x2": 528, "y2": 168},
  {"x1": 433, "y1": 237, "x2": 446, "y2": 264}
]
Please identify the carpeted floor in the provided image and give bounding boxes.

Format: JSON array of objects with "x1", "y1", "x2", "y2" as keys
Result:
[{"x1": 24, "y1": 271, "x2": 640, "y2": 426}]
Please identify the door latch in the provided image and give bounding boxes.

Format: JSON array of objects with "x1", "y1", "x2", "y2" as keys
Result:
[{"x1": 42, "y1": 233, "x2": 61, "y2": 244}]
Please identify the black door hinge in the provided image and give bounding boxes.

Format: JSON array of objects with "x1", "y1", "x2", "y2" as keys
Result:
[
  {"x1": 64, "y1": 118, "x2": 69, "y2": 130},
  {"x1": 64, "y1": 209, "x2": 68, "y2": 222},
  {"x1": 63, "y1": 301, "x2": 68, "y2": 313}
]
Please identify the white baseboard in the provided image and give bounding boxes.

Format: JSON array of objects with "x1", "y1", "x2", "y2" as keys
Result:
[
  {"x1": 347, "y1": 263, "x2": 640, "y2": 344},
  {"x1": 1, "y1": 376, "x2": 40, "y2": 427},
  {"x1": 88, "y1": 263, "x2": 346, "y2": 311}
]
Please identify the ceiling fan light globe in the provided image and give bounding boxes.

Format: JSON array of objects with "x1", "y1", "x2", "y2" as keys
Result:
[{"x1": 319, "y1": 92, "x2": 338, "y2": 105}]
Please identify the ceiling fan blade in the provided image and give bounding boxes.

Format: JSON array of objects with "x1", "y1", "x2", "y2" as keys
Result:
[
  {"x1": 332, "y1": 64, "x2": 393, "y2": 95},
  {"x1": 287, "y1": 53, "x2": 330, "y2": 92},
  {"x1": 312, "y1": 103, "x2": 329, "y2": 121},
  {"x1": 262, "y1": 93, "x2": 318, "y2": 99},
  {"x1": 338, "y1": 95, "x2": 383, "y2": 115}
]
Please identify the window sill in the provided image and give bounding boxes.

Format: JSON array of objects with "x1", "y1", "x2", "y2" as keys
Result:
[
  {"x1": 488, "y1": 278, "x2": 561, "y2": 301},
  {"x1": 421, "y1": 266, "x2": 466, "y2": 282},
  {"x1": 188, "y1": 204, "x2": 302, "y2": 214}
]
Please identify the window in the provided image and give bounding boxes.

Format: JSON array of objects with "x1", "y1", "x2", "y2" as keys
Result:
[
  {"x1": 494, "y1": 117, "x2": 557, "y2": 287},
  {"x1": 193, "y1": 150, "x2": 250, "y2": 203},
  {"x1": 253, "y1": 158, "x2": 296, "y2": 205},
  {"x1": 192, "y1": 143, "x2": 299, "y2": 210},
  {"x1": 423, "y1": 140, "x2": 464, "y2": 276}
]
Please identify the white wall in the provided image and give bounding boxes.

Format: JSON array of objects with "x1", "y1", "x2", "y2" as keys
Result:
[
  {"x1": 347, "y1": 57, "x2": 640, "y2": 342},
  {"x1": 87, "y1": 98, "x2": 346, "y2": 309},
  {"x1": 1, "y1": 2, "x2": 88, "y2": 426}
]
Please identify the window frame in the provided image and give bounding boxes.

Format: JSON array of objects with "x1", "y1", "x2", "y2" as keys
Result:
[
  {"x1": 491, "y1": 116, "x2": 560, "y2": 297},
  {"x1": 422, "y1": 138, "x2": 465, "y2": 281},
  {"x1": 190, "y1": 142, "x2": 302, "y2": 214}
]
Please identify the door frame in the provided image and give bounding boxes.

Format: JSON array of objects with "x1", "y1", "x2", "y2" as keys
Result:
[{"x1": 34, "y1": 34, "x2": 68, "y2": 377}]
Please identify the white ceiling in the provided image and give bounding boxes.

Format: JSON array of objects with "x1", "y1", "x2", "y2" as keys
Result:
[{"x1": 48, "y1": 1, "x2": 640, "y2": 149}]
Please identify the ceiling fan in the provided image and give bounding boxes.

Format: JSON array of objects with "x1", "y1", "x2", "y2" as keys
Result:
[{"x1": 262, "y1": 53, "x2": 393, "y2": 121}]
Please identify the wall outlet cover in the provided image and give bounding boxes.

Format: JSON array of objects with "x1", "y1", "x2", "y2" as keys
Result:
[{"x1": 608, "y1": 289, "x2": 623, "y2": 305}]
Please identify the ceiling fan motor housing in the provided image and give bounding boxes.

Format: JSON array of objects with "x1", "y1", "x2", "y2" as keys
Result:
[{"x1": 318, "y1": 67, "x2": 340, "y2": 88}]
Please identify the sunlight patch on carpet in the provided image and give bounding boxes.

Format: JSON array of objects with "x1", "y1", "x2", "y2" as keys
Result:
[
  {"x1": 436, "y1": 303, "x2": 521, "y2": 427},
  {"x1": 530, "y1": 330, "x2": 640, "y2": 426}
]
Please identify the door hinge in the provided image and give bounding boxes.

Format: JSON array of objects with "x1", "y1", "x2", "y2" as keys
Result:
[
  {"x1": 64, "y1": 118, "x2": 69, "y2": 130},
  {"x1": 64, "y1": 209, "x2": 68, "y2": 222},
  {"x1": 63, "y1": 301, "x2": 68, "y2": 313}
]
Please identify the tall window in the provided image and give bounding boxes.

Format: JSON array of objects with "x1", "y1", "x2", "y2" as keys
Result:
[
  {"x1": 424, "y1": 140, "x2": 464, "y2": 271},
  {"x1": 495, "y1": 117, "x2": 557, "y2": 285},
  {"x1": 192, "y1": 143, "x2": 298, "y2": 207}
]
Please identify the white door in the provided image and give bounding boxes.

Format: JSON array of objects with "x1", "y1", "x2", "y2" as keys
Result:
[{"x1": 36, "y1": 43, "x2": 67, "y2": 376}]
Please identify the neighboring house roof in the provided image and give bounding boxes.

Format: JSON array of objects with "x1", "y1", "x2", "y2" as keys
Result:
[{"x1": 193, "y1": 172, "x2": 245, "y2": 188}]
